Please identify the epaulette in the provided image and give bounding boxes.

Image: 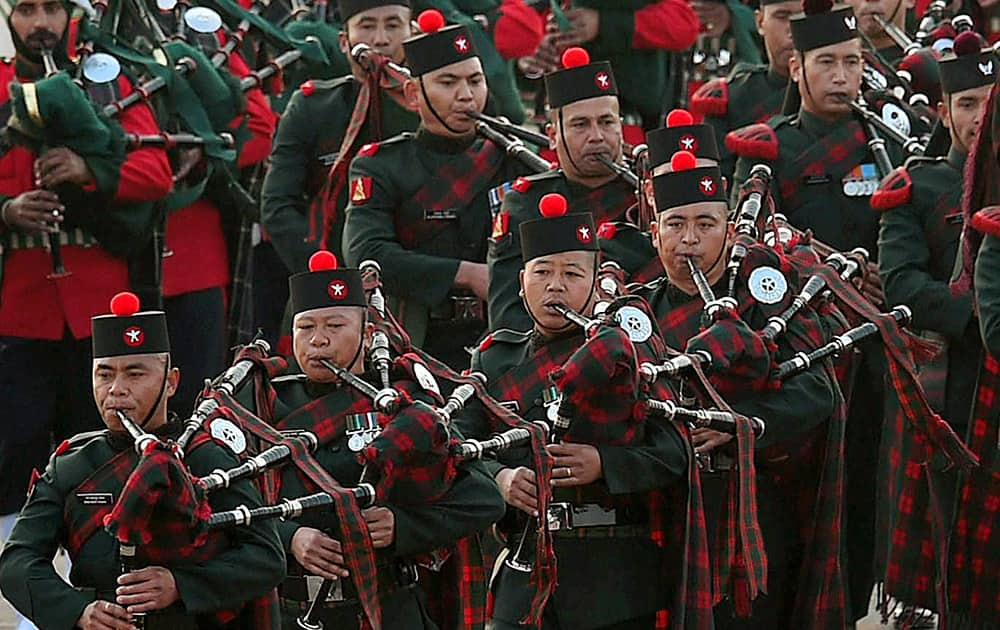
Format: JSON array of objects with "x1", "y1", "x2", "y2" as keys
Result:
[
  {"x1": 299, "y1": 75, "x2": 353, "y2": 97},
  {"x1": 351, "y1": 132, "x2": 414, "y2": 161},
  {"x1": 50, "y1": 430, "x2": 107, "y2": 461},
  {"x1": 728, "y1": 62, "x2": 768, "y2": 82},
  {"x1": 477, "y1": 328, "x2": 531, "y2": 352},
  {"x1": 870, "y1": 165, "x2": 913, "y2": 211},
  {"x1": 690, "y1": 77, "x2": 728, "y2": 117},
  {"x1": 522, "y1": 169, "x2": 563, "y2": 183},
  {"x1": 725, "y1": 122, "x2": 778, "y2": 161},
  {"x1": 971, "y1": 206, "x2": 1000, "y2": 238},
  {"x1": 901, "y1": 154, "x2": 947, "y2": 170}
]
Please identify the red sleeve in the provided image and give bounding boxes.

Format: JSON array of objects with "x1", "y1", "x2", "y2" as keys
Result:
[
  {"x1": 227, "y1": 52, "x2": 278, "y2": 168},
  {"x1": 114, "y1": 77, "x2": 174, "y2": 203},
  {"x1": 633, "y1": 0, "x2": 699, "y2": 51}
]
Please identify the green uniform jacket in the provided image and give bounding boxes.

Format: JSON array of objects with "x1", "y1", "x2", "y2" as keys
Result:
[
  {"x1": 732, "y1": 111, "x2": 904, "y2": 257},
  {"x1": 456, "y1": 329, "x2": 689, "y2": 629},
  {"x1": 0, "y1": 425, "x2": 285, "y2": 630},
  {"x1": 878, "y1": 149, "x2": 978, "y2": 432},
  {"x1": 343, "y1": 129, "x2": 527, "y2": 347},
  {"x1": 977, "y1": 233, "x2": 1000, "y2": 357},
  {"x1": 702, "y1": 63, "x2": 789, "y2": 181},
  {"x1": 414, "y1": 0, "x2": 526, "y2": 123},
  {"x1": 486, "y1": 170, "x2": 635, "y2": 331},
  {"x1": 261, "y1": 76, "x2": 419, "y2": 272}
]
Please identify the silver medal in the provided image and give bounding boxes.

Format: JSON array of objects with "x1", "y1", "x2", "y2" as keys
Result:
[
  {"x1": 348, "y1": 433, "x2": 366, "y2": 452},
  {"x1": 748, "y1": 266, "x2": 788, "y2": 304}
]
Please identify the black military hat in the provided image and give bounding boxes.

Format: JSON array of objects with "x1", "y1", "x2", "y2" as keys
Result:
[
  {"x1": 544, "y1": 46, "x2": 618, "y2": 109},
  {"x1": 289, "y1": 251, "x2": 367, "y2": 314},
  {"x1": 652, "y1": 151, "x2": 727, "y2": 212},
  {"x1": 520, "y1": 193, "x2": 599, "y2": 262},
  {"x1": 939, "y1": 31, "x2": 997, "y2": 95},
  {"x1": 790, "y1": 0, "x2": 858, "y2": 53},
  {"x1": 337, "y1": 0, "x2": 409, "y2": 21},
  {"x1": 403, "y1": 9, "x2": 478, "y2": 76},
  {"x1": 647, "y1": 108, "x2": 720, "y2": 168},
  {"x1": 92, "y1": 292, "x2": 170, "y2": 358}
]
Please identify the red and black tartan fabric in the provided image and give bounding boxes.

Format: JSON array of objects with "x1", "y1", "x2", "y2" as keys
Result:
[
  {"x1": 396, "y1": 138, "x2": 505, "y2": 250},
  {"x1": 685, "y1": 308, "x2": 777, "y2": 396},
  {"x1": 312, "y1": 57, "x2": 411, "y2": 249},
  {"x1": 945, "y1": 353, "x2": 1000, "y2": 627},
  {"x1": 578, "y1": 178, "x2": 635, "y2": 227}
]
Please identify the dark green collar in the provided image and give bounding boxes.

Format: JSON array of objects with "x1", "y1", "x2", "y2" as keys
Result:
[
  {"x1": 947, "y1": 147, "x2": 967, "y2": 172},
  {"x1": 766, "y1": 66, "x2": 790, "y2": 89},
  {"x1": 415, "y1": 127, "x2": 478, "y2": 154},
  {"x1": 796, "y1": 109, "x2": 853, "y2": 136}
]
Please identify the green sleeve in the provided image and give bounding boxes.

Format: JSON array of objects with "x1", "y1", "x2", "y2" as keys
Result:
[
  {"x1": 343, "y1": 153, "x2": 461, "y2": 308},
  {"x1": 727, "y1": 0, "x2": 763, "y2": 66},
  {"x1": 0, "y1": 461, "x2": 91, "y2": 629},
  {"x1": 732, "y1": 366, "x2": 836, "y2": 450},
  {"x1": 879, "y1": 203, "x2": 974, "y2": 337},
  {"x1": 588, "y1": 9, "x2": 637, "y2": 56},
  {"x1": 976, "y1": 234, "x2": 1000, "y2": 356},
  {"x1": 171, "y1": 445, "x2": 286, "y2": 614},
  {"x1": 598, "y1": 417, "x2": 689, "y2": 494},
  {"x1": 390, "y1": 463, "x2": 505, "y2": 556},
  {"x1": 488, "y1": 191, "x2": 533, "y2": 331},
  {"x1": 261, "y1": 90, "x2": 321, "y2": 274}
]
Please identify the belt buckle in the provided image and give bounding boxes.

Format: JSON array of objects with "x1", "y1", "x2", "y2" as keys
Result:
[
  {"x1": 451, "y1": 296, "x2": 483, "y2": 321},
  {"x1": 571, "y1": 504, "x2": 617, "y2": 528},
  {"x1": 305, "y1": 575, "x2": 344, "y2": 603},
  {"x1": 547, "y1": 502, "x2": 573, "y2": 531}
]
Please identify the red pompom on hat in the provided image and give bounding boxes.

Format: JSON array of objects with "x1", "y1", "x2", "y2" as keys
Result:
[
  {"x1": 666, "y1": 109, "x2": 694, "y2": 127},
  {"x1": 494, "y1": 0, "x2": 544, "y2": 59},
  {"x1": 670, "y1": 150, "x2": 698, "y2": 172},
  {"x1": 802, "y1": 0, "x2": 833, "y2": 15},
  {"x1": 953, "y1": 30, "x2": 985, "y2": 56},
  {"x1": 539, "y1": 193, "x2": 568, "y2": 217},
  {"x1": 417, "y1": 9, "x2": 445, "y2": 33},
  {"x1": 561, "y1": 46, "x2": 590, "y2": 69},
  {"x1": 110, "y1": 292, "x2": 140, "y2": 317},
  {"x1": 309, "y1": 250, "x2": 338, "y2": 271}
]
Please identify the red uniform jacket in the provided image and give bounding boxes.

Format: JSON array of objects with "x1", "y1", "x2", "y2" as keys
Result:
[
  {"x1": 160, "y1": 50, "x2": 276, "y2": 298},
  {"x1": 0, "y1": 59, "x2": 172, "y2": 340}
]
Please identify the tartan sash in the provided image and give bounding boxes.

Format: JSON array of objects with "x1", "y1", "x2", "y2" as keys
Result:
[
  {"x1": 777, "y1": 120, "x2": 868, "y2": 212},
  {"x1": 397, "y1": 137, "x2": 504, "y2": 250},
  {"x1": 313, "y1": 64, "x2": 412, "y2": 249},
  {"x1": 581, "y1": 180, "x2": 635, "y2": 226}
]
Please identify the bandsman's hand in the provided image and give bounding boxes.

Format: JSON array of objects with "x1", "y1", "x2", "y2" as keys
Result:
[
  {"x1": 455, "y1": 261, "x2": 489, "y2": 302},
  {"x1": 291, "y1": 527, "x2": 350, "y2": 580},
  {"x1": 859, "y1": 262, "x2": 885, "y2": 308},
  {"x1": 555, "y1": 8, "x2": 600, "y2": 46},
  {"x1": 690, "y1": 427, "x2": 733, "y2": 455},
  {"x1": 690, "y1": 0, "x2": 732, "y2": 35},
  {"x1": 116, "y1": 565, "x2": 179, "y2": 613},
  {"x1": 77, "y1": 600, "x2": 135, "y2": 630},
  {"x1": 35, "y1": 147, "x2": 94, "y2": 188},
  {"x1": 517, "y1": 34, "x2": 562, "y2": 77},
  {"x1": 495, "y1": 466, "x2": 538, "y2": 516},
  {"x1": 2, "y1": 190, "x2": 63, "y2": 234},
  {"x1": 547, "y1": 441, "x2": 603, "y2": 486},
  {"x1": 173, "y1": 146, "x2": 205, "y2": 183},
  {"x1": 362, "y1": 506, "x2": 396, "y2": 549}
]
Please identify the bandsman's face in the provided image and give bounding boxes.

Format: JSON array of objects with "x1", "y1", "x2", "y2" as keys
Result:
[
  {"x1": 548, "y1": 96, "x2": 623, "y2": 181},
  {"x1": 791, "y1": 40, "x2": 864, "y2": 119},
  {"x1": 519, "y1": 251, "x2": 597, "y2": 336},
  {"x1": 405, "y1": 57, "x2": 488, "y2": 136},
  {"x1": 92, "y1": 354, "x2": 178, "y2": 431},
  {"x1": 756, "y1": 1, "x2": 798, "y2": 77},
  {"x1": 845, "y1": 0, "x2": 910, "y2": 36},
  {"x1": 293, "y1": 306, "x2": 370, "y2": 383},
  {"x1": 650, "y1": 202, "x2": 732, "y2": 286},
  {"x1": 940, "y1": 84, "x2": 992, "y2": 153},
  {"x1": 10, "y1": 0, "x2": 67, "y2": 56},
  {"x1": 339, "y1": 5, "x2": 412, "y2": 64}
]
